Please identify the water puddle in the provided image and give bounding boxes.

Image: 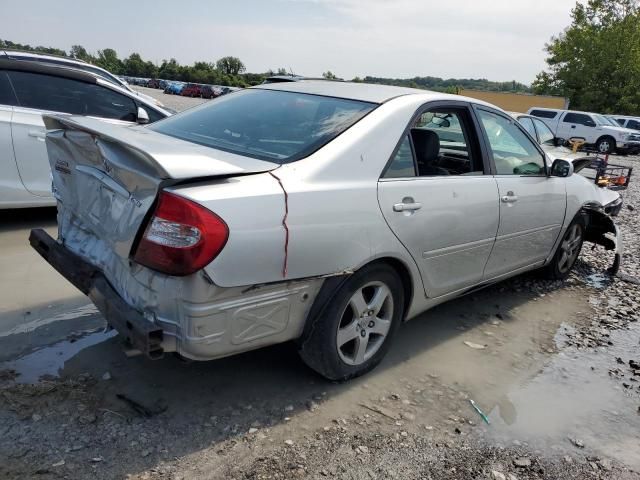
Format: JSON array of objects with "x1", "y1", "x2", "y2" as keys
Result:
[
  {"x1": 485, "y1": 323, "x2": 640, "y2": 468},
  {"x1": 1, "y1": 329, "x2": 116, "y2": 383},
  {"x1": 0, "y1": 304, "x2": 98, "y2": 338},
  {"x1": 584, "y1": 272, "x2": 610, "y2": 289}
]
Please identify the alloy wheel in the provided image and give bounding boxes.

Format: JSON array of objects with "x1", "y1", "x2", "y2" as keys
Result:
[
  {"x1": 336, "y1": 281, "x2": 394, "y2": 366},
  {"x1": 558, "y1": 224, "x2": 582, "y2": 273}
]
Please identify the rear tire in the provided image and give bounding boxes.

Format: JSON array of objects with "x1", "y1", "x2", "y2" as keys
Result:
[
  {"x1": 544, "y1": 216, "x2": 586, "y2": 280},
  {"x1": 596, "y1": 136, "x2": 616, "y2": 155},
  {"x1": 298, "y1": 263, "x2": 404, "y2": 381}
]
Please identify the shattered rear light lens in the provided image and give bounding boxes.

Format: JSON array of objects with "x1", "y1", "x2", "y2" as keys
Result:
[{"x1": 133, "y1": 191, "x2": 228, "y2": 276}]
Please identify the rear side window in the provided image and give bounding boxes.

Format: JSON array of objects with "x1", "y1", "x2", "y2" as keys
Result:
[
  {"x1": 563, "y1": 112, "x2": 592, "y2": 125},
  {"x1": 530, "y1": 109, "x2": 557, "y2": 119},
  {"x1": 0, "y1": 71, "x2": 18, "y2": 106},
  {"x1": 150, "y1": 89, "x2": 376, "y2": 163},
  {"x1": 384, "y1": 135, "x2": 416, "y2": 178},
  {"x1": 7, "y1": 71, "x2": 138, "y2": 121}
]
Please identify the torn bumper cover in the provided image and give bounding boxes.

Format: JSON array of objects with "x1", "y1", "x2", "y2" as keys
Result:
[
  {"x1": 29, "y1": 228, "x2": 164, "y2": 359},
  {"x1": 584, "y1": 213, "x2": 623, "y2": 275}
]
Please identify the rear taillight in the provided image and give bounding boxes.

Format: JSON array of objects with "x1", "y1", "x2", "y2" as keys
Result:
[{"x1": 133, "y1": 191, "x2": 228, "y2": 276}]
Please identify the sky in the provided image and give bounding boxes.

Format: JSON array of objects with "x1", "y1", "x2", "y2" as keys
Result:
[{"x1": 3, "y1": 0, "x2": 580, "y2": 84}]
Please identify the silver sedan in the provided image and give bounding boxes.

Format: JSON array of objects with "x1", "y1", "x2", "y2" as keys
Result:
[{"x1": 31, "y1": 80, "x2": 622, "y2": 380}]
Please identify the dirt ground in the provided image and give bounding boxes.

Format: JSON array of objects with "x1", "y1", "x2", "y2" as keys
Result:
[{"x1": 1, "y1": 88, "x2": 639, "y2": 479}]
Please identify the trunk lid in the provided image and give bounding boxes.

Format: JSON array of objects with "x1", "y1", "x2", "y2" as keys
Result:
[{"x1": 43, "y1": 114, "x2": 277, "y2": 260}]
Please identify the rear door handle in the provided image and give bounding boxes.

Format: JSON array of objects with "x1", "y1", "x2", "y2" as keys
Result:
[
  {"x1": 501, "y1": 191, "x2": 518, "y2": 203},
  {"x1": 28, "y1": 129, "x2": 46, "y2": 140},
  {"x1": 393, "y1": 202, "x2": 422, "y2": 212}
]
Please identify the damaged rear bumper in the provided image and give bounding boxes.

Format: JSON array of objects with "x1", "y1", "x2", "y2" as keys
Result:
[{"x1": 29, "y1": 228, "x2": 165, "y2": 359}]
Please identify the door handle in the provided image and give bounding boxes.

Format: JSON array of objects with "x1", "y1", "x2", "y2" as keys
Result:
[
  {"x1": 28, "y1": 130, "x2": 46, "y2": 140},
  {"x1": 571, "y1": 125, "x2": 576, "y2": 129},
  {"x1": 501, "y1": 191, "x2": 518, "y2": 203},
  {"x1": 393, "y1": 202, "x2": 422, "y2": 212}
]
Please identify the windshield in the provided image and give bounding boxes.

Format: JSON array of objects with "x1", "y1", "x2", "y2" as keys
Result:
[
  {"x1": 150, "y1": 89, "x2": 377, "y2": 163},
  {"x1": 594, "y1": 114, "x2": 617, "y2": 127}
]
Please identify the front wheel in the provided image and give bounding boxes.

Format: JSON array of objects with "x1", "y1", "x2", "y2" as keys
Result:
[
  {"x1": 298, "y1": 263, "x2": 404, "y2": 381},
  {"x1": 544, "y1": 217, "x2": 585, "y2": 280},
  {"x1": 596, "y1": 136, "x2": 616, "y2": 154}
]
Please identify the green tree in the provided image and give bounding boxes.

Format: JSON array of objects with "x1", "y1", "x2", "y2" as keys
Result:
[
  {"x1": 322, "y1": 71, "x2": 337, "y2": 80},
  {"x1": 216, "y1": 56, "x2": 246, "y2": 75},
  {"x1": 533, "y1": 0, "x2": 640, "y2": 114},
  {"x1": 95, "y1": 48, "x2": 123, "y2": 74},
  {"x1": 70, "y1": 45, "x2": 94, "y2": 62},
  {"x1": 123, "y1": 53, "x2": 146, "y2": 76}
]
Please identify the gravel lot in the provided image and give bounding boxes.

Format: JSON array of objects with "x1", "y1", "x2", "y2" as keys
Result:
[{"x1": 0, "y1": 90, "x2": 639, "y2": 479}]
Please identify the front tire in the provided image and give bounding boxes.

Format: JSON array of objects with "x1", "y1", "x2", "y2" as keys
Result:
[
  {"x1": 596, "y1": 136, "x2": 616, "y2": 154},
  {"x1": 299, "y1": 264, "x2": 404, "y2": 381},
  {"x1": 544, "y1": 216, "x2": 585, "y2": 280}
]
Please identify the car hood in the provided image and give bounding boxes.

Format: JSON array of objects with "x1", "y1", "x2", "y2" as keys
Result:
[{"x1": 541, "y1": 144, "x2": 597, "y2": 173}]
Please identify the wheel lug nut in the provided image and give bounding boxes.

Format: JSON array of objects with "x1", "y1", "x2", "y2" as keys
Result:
[
  {"x1": 360, "y1": 330, "x2": 366, "y2": 337},
  {"x1": 368, "y1": 321, "x2": 375, "y2": 328}
]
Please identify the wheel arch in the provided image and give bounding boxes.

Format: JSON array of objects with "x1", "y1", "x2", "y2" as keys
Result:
[{"x1": 298, "y1": 256, "x2": 416, "y2": 347}]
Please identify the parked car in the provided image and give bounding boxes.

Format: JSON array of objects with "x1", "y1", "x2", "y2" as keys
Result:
[
  {"x1": 181, "y1": 83, "x2": 203, "y2": 97},
  {"x1": 0, "y1": 58, "x2": 171, "y2": 209},
  {"x1": 146, "y1": 79, "x2": 160, "y2": 89},
  {"x1": 527, "y1": 107, "x2": 640, "y2": 154},
  {"x1": 513, "y1": 113, "x2": 626, "y2": 215},
  {"x1": 164, "y1": 82, "x2": 184, "y2": 95},
  {"x1": 608, "y1": 115, "x2": 640, "y2": 131},
  {"x1": 31, "y1": 81, "x2": 622, "y2": 380},
  {"x1": 200, "y1": 85, "x2": 219, "y2": 99},
  {"x1": 1, "y1": 50, "x2": 164, "y2": 108}
]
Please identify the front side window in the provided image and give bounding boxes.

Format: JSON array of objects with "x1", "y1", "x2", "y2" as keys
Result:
[
  {"x1": 532, "y1": 118, "x2": 556, "y2": 145},
  {"x1": 150, "y1": 89, "x2": 376, "y2": 163},
  {"x1": 477, "y1": 110, "x2": 545, "y2": 176},
  {"x1": 7, "y1": 71, "x2": 137, "y2": 121},
  {"x1": 627, "y1": 120, "x2": 640, "y2": 130}
]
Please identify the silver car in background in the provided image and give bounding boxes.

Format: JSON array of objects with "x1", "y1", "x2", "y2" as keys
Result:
[
  {"x1": 31, "y1": 81, "x2": 622, "y2": 380},
  {"x1": 0, "y1": 58, "x2": 171, "y2": 208}
]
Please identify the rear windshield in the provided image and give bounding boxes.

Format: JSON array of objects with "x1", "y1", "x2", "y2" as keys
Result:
[{"x1": 149, "y1": 89, "x2": 377, "y2": 163}]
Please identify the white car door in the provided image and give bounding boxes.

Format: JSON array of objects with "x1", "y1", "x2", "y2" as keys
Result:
[
  {"x1": 377, "y1": 103, "x2": 500, "y2": 298},
  {"x1": 556, "y1": 112, "x2": 595, "y2": 143},
  {"x1": 475, "y1": 107, "x2": 566, "y2": 278},
  {"x1": 7, "y1": 70, "x2": 141, "y2": 197}
]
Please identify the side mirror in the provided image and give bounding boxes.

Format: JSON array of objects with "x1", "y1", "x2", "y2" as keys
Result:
[
  {"x1": 137, "y1": 106, "x2": 150, "y2": 125},
  {"x1": 585, "y1": 120, "x2": 596, "y2": 127},
  {"x1": 550, "y1": 158, "x2": 574, "y2": 178}
]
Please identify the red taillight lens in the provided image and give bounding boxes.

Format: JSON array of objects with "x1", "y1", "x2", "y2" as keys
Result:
[{"x1": 133, "y1": 191, "x2": 228, "y2": 276}]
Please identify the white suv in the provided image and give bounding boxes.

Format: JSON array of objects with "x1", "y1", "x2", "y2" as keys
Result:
[
  {"x1": 0, "y1": 58, "x2": 171, "y2": 209},
  {"x1": 528, "y1": 107, "x2": 640, "y2": 154}
]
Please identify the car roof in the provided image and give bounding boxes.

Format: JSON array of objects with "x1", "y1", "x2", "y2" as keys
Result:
[
  {"x1": 253, "y1": 79, "x2": 453, "y2": 104},
  {"x1": 0, "y1": 57, "x2": 101, "y2": 84}
]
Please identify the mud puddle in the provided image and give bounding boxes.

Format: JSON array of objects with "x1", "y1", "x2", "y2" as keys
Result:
[
  {"x1": 1, "y1": 329, "x2": 116, "y2": 383},
  {"x1": 485, "y1": 322, "x2": 640, "y2": 469}
]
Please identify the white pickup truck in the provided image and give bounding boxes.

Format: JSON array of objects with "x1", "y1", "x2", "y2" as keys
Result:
[{"x1": 527, "y1": 107, "x2": 640, "y2": 155}]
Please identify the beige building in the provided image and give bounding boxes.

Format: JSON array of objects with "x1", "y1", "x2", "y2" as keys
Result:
[{"x1": 459, "y1": 89, "x2": 569, "y2": 113}]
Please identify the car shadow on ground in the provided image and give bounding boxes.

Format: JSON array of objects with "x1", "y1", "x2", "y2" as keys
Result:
[{"x1": 20, "y1": 273, "x2": 578, "y2": 478}]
